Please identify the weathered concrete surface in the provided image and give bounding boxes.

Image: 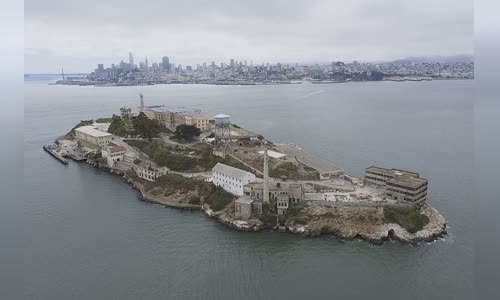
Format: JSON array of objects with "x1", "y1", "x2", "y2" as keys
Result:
[
  {"x1": 287, "y1": 204, "x2": 446, "y2": 243},
  {"x1": 202, "y1": 204, "x2": 267, "y2": 232}
]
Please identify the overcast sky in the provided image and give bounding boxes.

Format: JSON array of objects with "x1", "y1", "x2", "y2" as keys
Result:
[{"x1": 25, "y1": 0, "x2": 473, "y2": 73}]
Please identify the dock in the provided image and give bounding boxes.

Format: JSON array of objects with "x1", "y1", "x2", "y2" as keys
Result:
[{"x1": 43, "y1": 145, "x2": 68, "y2": 165}]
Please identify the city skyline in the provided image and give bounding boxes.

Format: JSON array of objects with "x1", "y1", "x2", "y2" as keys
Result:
[{"x1": 25, "y1": 0, "x2": 473, "y2": 73}]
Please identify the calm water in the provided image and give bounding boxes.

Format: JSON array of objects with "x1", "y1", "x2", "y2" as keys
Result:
[{"x1": 24, "y1": 76, "x2": 474, "y2": 299}]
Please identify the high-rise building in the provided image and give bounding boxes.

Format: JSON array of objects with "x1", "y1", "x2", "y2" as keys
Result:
[
  {"x1": 230, "y1": 58, "x2": 234, "y2": 68},
  {"x1": 145, "y1": 57, "x2": 149, "y2": 69},
  {"x1": 162, "y1": 56, "x2": 170, "y2": 73},
  {"x1": 97, "y1": 64, "x2": 104, "y2": 72},
  {"x1": 129, "y1": 52, "x2": 134, "y2": 68}
]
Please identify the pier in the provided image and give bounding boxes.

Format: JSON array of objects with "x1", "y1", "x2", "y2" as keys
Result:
[{"x1": 43, "y1": 145, "x2": 68, "y2": 165}]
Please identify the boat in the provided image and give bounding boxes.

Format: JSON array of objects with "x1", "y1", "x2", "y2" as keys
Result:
[{"x1": 43, "y1": 145, "x2": 68, "y2": 165}]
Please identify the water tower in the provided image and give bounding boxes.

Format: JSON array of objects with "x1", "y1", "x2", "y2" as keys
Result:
[{"x1": 214, "y1": 113, "x2": 231, "y2": 156}]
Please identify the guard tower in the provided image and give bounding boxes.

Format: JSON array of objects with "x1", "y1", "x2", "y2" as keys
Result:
[{"x1": 213, "y1": 113, "x2": 231, "y2": 157}]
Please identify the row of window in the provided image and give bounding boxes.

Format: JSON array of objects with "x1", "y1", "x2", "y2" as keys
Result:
[
  {"x1": 216, "y1": 179, "x2": 242, "y2": 189},
  {"x1": 366, "y1": 170, "x2": 394, "y2": 179},
  {"x1": 386, "y1": 182, "x2": 427, "y2": 192},
  {"x1": 214, "y1": 173, "x2": 243, "y2": 183}
]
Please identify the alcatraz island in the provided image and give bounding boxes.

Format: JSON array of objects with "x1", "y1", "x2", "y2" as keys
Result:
[{"x1": 45, "y1": 94, "x2": 446, "y2": 244}]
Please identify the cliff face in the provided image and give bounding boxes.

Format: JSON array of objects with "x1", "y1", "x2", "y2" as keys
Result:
[{"x1": 287, "y1": 205, "x2": 446, "y2": 243}]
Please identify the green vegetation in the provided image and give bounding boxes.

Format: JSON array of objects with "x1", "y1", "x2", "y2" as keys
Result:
[
  {"x1": 125, "y1": 140, "x2": 198, "y2": 171},
  {"x1": 139, "y1": 174, "x2": 233, "y2": 210},
  {"x1": 232, "y1": 124, "x2": 240, "y2": 129},
  {"x1": 133, "y1": 112, "x2": 168, "y2": 140},
  {"x1": 270, "y1": 162, "x2": 319, "y2": 180},
  {"x1": 126, "y1": 168, "x2": 137, "y2": 179},
  {"x1": 204, "y1": 186, "x2": 234, "y2": 211},
  {"x1": 287, "y1": 202, "x2": 310, "y2": 224},
  {"x1": 107, "y1": 115, "x2": 129, "y2": 137},
  {"x1": 383, "y1": 206, "x2": 430, "y2": 233},
  {"x1": 189, "y1": 195, "x2": 201, "y2": 205},
  {"x1": 258, "y1": 202, "x2": 277, "y2": 225},
  {"x1": 95, "y1": 117, "x2": 113, "y2": 123},
  {"x1": 270, "y1": 162, "x2": 298, "y2": 178},
  {"x1": 174, "y1": 124, "x2": 201, "y2": 141}
]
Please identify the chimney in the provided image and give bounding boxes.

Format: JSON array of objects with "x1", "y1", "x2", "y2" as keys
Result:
[{"x1": 263, "y1": 148, "x2": 269, "y2": 203}]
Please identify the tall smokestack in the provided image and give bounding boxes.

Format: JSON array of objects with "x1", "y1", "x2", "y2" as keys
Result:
[
  {"x1": 139, "y1": 93, "x2": 144, "y2": 111},
  {"x1": 263, "y1": 148, "x2": 269, "y2": 203}
]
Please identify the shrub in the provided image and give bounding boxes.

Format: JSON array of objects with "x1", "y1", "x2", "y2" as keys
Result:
[
  {"x1": 189, "y1": 195, "x2": 201, "y2": 205},
  {"x1": 124, "y1": 140, "x2": 199, "y2": 171},
  {"x1": 258, "y1": 202, "x2": 277, "y2": 225},
  {"x1": 270, "y1": 162, "x2": 298, "y2": 178},
  {"x1": 383, "y1": 206, "x2": 430, "y2": 233},
  {"x1": 205, "y1": 186, "x2": 234, "y2": 211}
]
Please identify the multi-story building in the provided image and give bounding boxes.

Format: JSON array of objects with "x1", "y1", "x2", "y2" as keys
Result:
[
  {"x1": 75, "y1": 125, "x2": 113, "y2": 149},
  {"x1": 234, "y1": 196, "x2": 262, "y2": 220},
  {"x1": 141, "y1": 105, "x2": 210, "y2": 131},
  {"x1": 364, "y1": 166, "x2": 428, "y2": 204},
  {"x1": 101, "y1": 144, "x2": 126, "y2": 167},
  {"x1": 244, "y1": 180, "x2": 303, "y2": 204},
  {"x1": 185, "y1": 115, "x2": 210, "y2": 131},
  {"x1": 211, "y1": 163, "x2": 256, "y2": 196},
  {"x1": 136, "y1": 165, "x2": 168, "y2": 182},
  {"x1": 276, "y1": 194, "x2": 289, "y2": 215}
]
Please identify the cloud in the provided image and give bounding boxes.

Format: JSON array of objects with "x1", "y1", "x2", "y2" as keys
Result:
[{"x1": 24, "y1": 0, "x2": 473, "y2": 73}]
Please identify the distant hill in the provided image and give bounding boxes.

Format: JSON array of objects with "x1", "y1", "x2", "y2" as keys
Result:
[{"x1": 393, "y1": 54, "x2": 473, "y2": 64}]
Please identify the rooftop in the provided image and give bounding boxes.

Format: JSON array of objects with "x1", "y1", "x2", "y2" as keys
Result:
[
  {"x1": 235, "y1": 195, "x2": 254, "y2": 204},
  {"x1": 75, "y1": 126, "x2": 112, "y2": 138},
  {"x1": 366, "y1": 166, "x2": 420, "y2": 178},
  {"x1": 212, "y1": 163, "x2": 254, "y2": 181},
  {"x1": 143, "y1": 105, "x2": 202, "y2": 116},
  {"x1": 109, "y1": 145, "x2": 126, "y2": 153},
  {"x1": 387, "y1": 176, "x2": 428, "y2": 189},
  {"x1": 214, "y1": 113, "x2": 230, "y2": 119}
]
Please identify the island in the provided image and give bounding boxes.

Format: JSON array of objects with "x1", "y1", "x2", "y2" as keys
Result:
[{"x1": 46, "y1": 94, "x2": 447, "y2": 244}]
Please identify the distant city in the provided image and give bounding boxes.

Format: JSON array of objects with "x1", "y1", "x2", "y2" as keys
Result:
[{"x1": 55, "y1": 52, "x2": 474, "y2": 86}]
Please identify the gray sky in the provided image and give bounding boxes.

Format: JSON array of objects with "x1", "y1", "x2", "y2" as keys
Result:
[{"x1": 25, "y1": 0, "x2": 473, "y2": 73}]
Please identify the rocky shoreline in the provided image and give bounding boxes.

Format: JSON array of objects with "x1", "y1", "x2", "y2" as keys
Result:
[
  {"x1": 84, "y1": 149, "x2": 446, "y2": 245},
  {"x1": 202, "y1": 201, "x2": 447, "y2": 244}
]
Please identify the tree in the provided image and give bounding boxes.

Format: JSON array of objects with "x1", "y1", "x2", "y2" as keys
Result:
[
  {"x1": 174, "y1": 124, "x2": 200, "y2": 141},
  {"x1": 107, "y1": 115, "x2": 128, "y2": 137},
  {"x1": 133, "y1": 112, "x2": 165, "y2": 140}
]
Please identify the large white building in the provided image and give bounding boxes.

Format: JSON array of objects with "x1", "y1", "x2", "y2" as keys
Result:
[
  {"x1": 75, "y1": 125, "x2": 112, "y2": 149},
  {"x1": 211, "y1": 163, "x2": 256, "y2": 196}
]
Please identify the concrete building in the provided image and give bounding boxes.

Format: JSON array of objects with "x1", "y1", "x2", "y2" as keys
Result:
[
  {"x1": 75, "y1": 125, "x2": 112, "y2": 149},
  {"x1": 185, "y1": 115, "x2": 210, "y2": 131},
  {"x1": 234, "y1": 196, "x2": 262, "y2": 220},
  {"x1": 101, "y1": 144, "x2": 126, "y2": 167},
  {"x1": 234, "y1": 196, "x2": 254, "y2": 219},
  {"x1": 141, "y1": 105, "x2": 210, "y2": 131},
  {"x1": 244, "y1": 180, "x2": 304, "y2": 205},
  {"x1": 212, "y1": 163, "x2": 256, "y2": 196},
  {"x1": 364, "y1": 166, "x2": 428, "y2": 204},
  {"x1": 276, "y1": 194, "x2": 289, "y2": 215},
  {"x1": 136, "y1": 165, "x2": 168, "y2": 182}
]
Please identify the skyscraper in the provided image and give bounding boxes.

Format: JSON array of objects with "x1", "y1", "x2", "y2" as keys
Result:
[
  {"x1": 162, "y1": 56, "x2": 170, "y2": 73},
  {"x1": 129, "y1": 52, "x2": 134, "y2": 68},
  {"x1": 145, "y1": 57, "x2": 149, "y2": 69}
]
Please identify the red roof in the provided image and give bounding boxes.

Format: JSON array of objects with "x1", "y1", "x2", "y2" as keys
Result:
[{"x1": 110, "y1": 146, "x2": 126, "y2": 153}]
